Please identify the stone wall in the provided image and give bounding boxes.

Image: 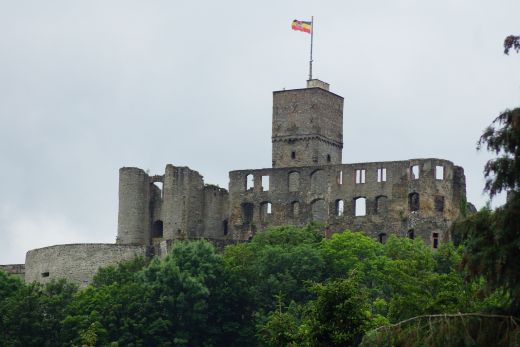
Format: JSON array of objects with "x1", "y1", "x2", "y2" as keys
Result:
[
  {"x1": 228, "y1": 158, "x2": 465, "y2": 245},
  {"x1": 25, "y1": 244, "x2": 147, "y2": 287},
  {"x1": 0, "y1": 264, "x2": 25, "y2": 280},
  {"x1": 202, "y1": 185, "x2": 230, "y2": 239},
  {"x1": 117, "y1": 164, "x2": 231, "y2": 246},
  {"x1": 162, "y1": 165, "x2": 205, "y2": 240}
]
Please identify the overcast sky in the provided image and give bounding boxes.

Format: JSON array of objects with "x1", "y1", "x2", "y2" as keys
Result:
[{"x1": 1, "y1": 1, "x2": 519, "y2": 264}]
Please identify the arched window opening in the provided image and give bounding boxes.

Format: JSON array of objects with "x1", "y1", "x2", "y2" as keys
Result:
[
  {"x1": 435, "y1": 195, "x2": 445, "y2": 213},
  {"x1": 408, "y1": 229, "x2": 415, "y2": 239},
  {"x1": 241, "y1": 203, "x2": 254, "y2": 225},
  {"x1": 292, "y1": 201, "x2": 300, "y2": 218},
  {"x1": 246, "y1": 174, "x2": 254, "y2": 191},
  {"x1": 223, "y1": 220, "x2": 228, "y2": 236},
  {"x1": 152, "y1": 220, "x2": 164, "y2": 238},
  {"x1": 375, "y1": 196, "x2": 388, "y2": 214},
  {"x1": 327, "y1": 154, "x2": 331, "y2": 162},
  {"x1": 335, "y1": 199, "x2": 344, "y2": 216},
  {"x1": 378, "y1": 233, "x2": 387, "y2": 244},
  {"x1": 409, "y1": 192, "x2": 420, "y2": 212},
  {"x1": 311, "y1": 199, "x2": 327, "y2": 222},
  {"x1": 310, "y1": 169, "x2": 326, "y2": 192},
  {"x1": 354, "y1": 197, "x2": 366, "y2": 216},
  {"x1": 288, "y1": 171, "x2": 300, "y2": 192}
]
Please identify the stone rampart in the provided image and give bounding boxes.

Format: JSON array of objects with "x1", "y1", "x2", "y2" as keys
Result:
[
  {"x1": 0, "y1": 264, "x2": 25, "y2": 280},
  {"x1": 25, "y1": 244, "x2": 147, "y2": 287}
]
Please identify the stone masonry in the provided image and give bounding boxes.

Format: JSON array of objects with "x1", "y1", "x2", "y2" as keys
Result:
[
  {"x1": 116, "y1": 79, "x2": 467, "y2": 249},
  {"x1": 1, "y1": 79, "x2": 469, "y2": 286}
]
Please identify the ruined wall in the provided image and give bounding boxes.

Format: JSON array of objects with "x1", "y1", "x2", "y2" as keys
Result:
[
  {"x1": 201, "y1": 185, "x2": 230, "y2": 239},
  {"x1": 272, "y1": 85, "x2": 344, "y2": 168},
  {"x1": 0, "y1": 264, "x2": 25, "y2": 280},
  {"x1": 25, "y1": 244, "x2": 147, "y2": 287},
  {"x1": 228, "y1": 158, "x2": 465, "y2": 245},
  {"x1": 117, "y1": 165, "x2": 229, "y2": 246},
  {"x1": 162, "y1": 165, "x2": 205, "y2": 240}
]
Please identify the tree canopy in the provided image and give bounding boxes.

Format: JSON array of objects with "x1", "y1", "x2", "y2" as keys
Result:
[{"x1": 1, "y1": 226, "x2": 495, "y2": 346}]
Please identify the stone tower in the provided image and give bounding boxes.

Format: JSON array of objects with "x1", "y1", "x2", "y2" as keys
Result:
[{"x1": 271, "y1": 79, "x2": 344, "y2": 168}]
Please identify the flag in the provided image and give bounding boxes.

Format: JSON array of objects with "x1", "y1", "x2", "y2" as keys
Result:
[{"x1": 291, "y1": 19, "x2": 312, "y2": 34}]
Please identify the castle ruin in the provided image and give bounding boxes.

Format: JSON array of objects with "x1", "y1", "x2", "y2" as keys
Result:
[{"x1": 2, "y1": 79, "x2": 468, "y2": 286}]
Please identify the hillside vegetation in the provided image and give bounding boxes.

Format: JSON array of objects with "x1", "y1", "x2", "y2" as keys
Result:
[{"x1": 1, "y1": 224, "x2": 515, "y2": 346}]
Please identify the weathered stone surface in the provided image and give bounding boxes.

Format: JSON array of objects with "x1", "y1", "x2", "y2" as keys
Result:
[
  {"x1": 272, "y1": 86, "x2": 343, "y2": 168},
  {"x1": 228, "y1": 159, "x2": 464, "y2": 244},
  {"x1": 3, "y1": 80, "x2": 469, "y2": 287},
  {"x1": 25, "y1": 244, "x2": 147, "y2": 287}
]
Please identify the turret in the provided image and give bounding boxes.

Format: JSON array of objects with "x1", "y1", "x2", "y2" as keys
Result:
[{"x1": 116, "y1": 167, "x2": 150, "y2": 244}]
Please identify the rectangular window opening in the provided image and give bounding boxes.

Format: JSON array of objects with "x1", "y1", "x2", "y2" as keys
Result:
[
  {"x1": 246, "y1": 174, "x2": 254, "y2": 190},
  {"x1": 337, "y1": 171, "x2": 343, "y2": 185},
  {"x1": 291, "y1": 151, "x2": 296, "y2": 159},
  {"x1": 261, "y1": 175, "x2": 270, "y2": 191},
  {"x1": 433, "y1": 232, "x2": 439, "y2": 249},
  {"x1": 411, "y1": 165, "x2": 420, "y2": 180},
  {"x1": 377, "y1": 168, "x2": 387, "y2": 182},
  {"x1": 436, "y1": 166, "x2": 444, "y2": 180},
  {"x1": 41, "y1": 272, "x2": 50, "y2": 278},
  {"x1": 355, "y1": 169, "x2": 366, "y2": 184}
]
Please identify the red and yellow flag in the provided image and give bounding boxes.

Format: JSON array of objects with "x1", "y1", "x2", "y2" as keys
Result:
[{"x1": 291, "y1": 19, "x2": 312, "y2": 34}]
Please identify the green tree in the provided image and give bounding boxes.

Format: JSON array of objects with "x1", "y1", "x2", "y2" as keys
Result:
[
  {"x1": 224, "y1": 225, "x2": 325, "y2": 313},
  {"x1": 0, "y1": 272, "x2": 77, "y2": 347},
  {"x1": 454, "y1": 108, "x2": 520, "y2": 313},
  {"x1": 305, "y1": 278, "x2": 372, "y2": 347}
]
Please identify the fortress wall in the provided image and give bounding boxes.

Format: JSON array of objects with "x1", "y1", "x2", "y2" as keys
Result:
[
  {"x1": 163, "y1": 165, "x2": 204, "y2": 240},
  {"x1": 117, "y1": 167, "x2": 150, "y2": 245},
  {"x1": 202, "y1": 186, "x2": 229, "y2": 239},
  {"x1": 0, "y1": 264, "x2": 25, "y2": 280},
  {"x1": 25, "y1": 244, "x2": 147, "y2": 287},
  {"x1": 228, "y1": 158, "x2": 464, "y2": 244}
]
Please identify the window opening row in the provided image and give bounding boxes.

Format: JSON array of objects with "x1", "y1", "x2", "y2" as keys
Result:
[
  {"x1": 245, "y1": 165, "x2": 445, "y2": 192},
  {"x1": 411, "y1": 165, "x2": 445, "y2": 180},
  {"x1": 246, "y1": 174, "x2": 270, "y2": 191}
]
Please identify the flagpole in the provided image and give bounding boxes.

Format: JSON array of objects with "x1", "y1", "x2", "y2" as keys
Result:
[{"x1": 309, "y1": 16, "x2": 314, "y2": 80}]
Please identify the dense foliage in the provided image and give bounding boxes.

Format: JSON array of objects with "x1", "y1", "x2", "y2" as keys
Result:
[
  {"x1": 452, "y1": 107, "x2": 520, "y2": 315},
  {"x1": 0, "y1": 225, "x2": 501, "y2": 346}
]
